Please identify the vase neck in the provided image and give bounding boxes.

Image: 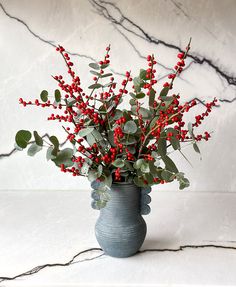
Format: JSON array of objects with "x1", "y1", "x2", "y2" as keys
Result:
[{"x1": 100, "y1": 183, "x2": 141, "y2": 218}]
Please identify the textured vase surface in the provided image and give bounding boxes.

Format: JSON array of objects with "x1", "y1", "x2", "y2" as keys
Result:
[{"x1": 95, "y1": 183, "x2": 147, "y2": 258}]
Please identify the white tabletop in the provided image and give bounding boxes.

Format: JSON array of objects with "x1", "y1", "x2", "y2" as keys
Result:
[{"x1": 0, "y1": 190, "x2": 236, "y2": 286}]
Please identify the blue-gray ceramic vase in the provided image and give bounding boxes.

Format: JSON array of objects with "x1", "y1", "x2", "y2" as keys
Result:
[{"x1": 95, "y1": 183, "x2": 148, "y2": 258}]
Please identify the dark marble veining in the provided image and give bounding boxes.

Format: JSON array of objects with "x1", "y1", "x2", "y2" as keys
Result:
[
  {"x1": 90, "y1": 0, "x2": 236, "y2": 86},
  {"x1": 0, "y1": 243, "x2": 236, "y2": 283}
]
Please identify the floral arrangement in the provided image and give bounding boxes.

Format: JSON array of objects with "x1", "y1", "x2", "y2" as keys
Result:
[{"x1": 15, "y1": 39, "x2": 217, "y2": 209}]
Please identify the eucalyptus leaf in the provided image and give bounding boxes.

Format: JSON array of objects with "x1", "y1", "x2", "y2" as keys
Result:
[
  {"x1": 123, "y1": 120, "x2": 137, "y2": 134},
  {"x1": 139, "y1": 69, "x2": 147, "y2": 80},
  {"x1": 158, "y1": 134, "x2": 167, "y2": 156},
  {"x1": 40, "y1": 90, "x2": 48, "y2": 102},
  {"x1": 49, "y1": 136, "x2": 59, "y2": 156},
  {"x1": 112, "y1": 158, "x2": 125, "y2": 168},
  {"x1": 27, "y1": 143, "x2": 42, "y2": 156},
  {"x1": 90, "y1": 70, "x2": 100, "y2": 76},
  {"x1": 160, "y1": 86, "x2": 169, "y2": 98},
  {"x1": 52, "y1": 148, "x2": 74, "y2": 167},
  {"x1": 100, "y1": 63, "x2": 109, "y2": 69},
  {"x1": 89, "y1": 63, "x2": 99, "y2": 70},
  {"x1": 149, "y1": 88, "x2": 155, "y2": 109},
  {"x1": 33, "y1": 131, "x2": 43, "y2": 146},
  {"x1": 140, "y1": 161, "x2": 150, "y2": 173},
  {"x1": 133, "y1": 176, "x2": 146, "y2": 187},
  {"x1": 15, "y1": 130, "x2": 32, "y2": 149},
  {"x1": 170, "y1": 136, "x2": 180, "y2": 150},
  {"x1": 136, "y1": 92, "x2": 145, "y2": 99},
  {"x1": 193, "y1": 142, "x2": 201, "y2": 154},
  {"x1": 46, "y1": 146, "x2": 56, "y2": 161},
  {"x1": 101, "y1": 73, "x2": 113, "y2": 78},
  {"x1": 161, "y1": 170, "x2": 173, "y2": 181},
  {"x1": 54, "y1": 89, "x2": 61, "y2": 102},
  {"x1": 134, "y1": 159, "x2": 145, "y2": 169},
  {"x1": 88, "y1": 83, "x2": 102, "y2": 89},
  {"x1": 162, "y1": 155, "x2": 178, "y2": 173}
]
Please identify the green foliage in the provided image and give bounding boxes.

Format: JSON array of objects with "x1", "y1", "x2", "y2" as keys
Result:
[
  {"x1": 193, "y1": 142, "x2": 201, "y2": 154},
  {"x1": 162, "y1": 155, "x2": 179, "y2": 173},
  {"x1": 33, "y1": 131, "x2": 43, "y2": 146},
  {"x1": 158, "y1": 133, "x2": 167, "y2": 156},
  {"x1": 15, "y1": 41, "x2": 214, "y2": 210},
  {"x1": 15, "y1": 130, "x2": 32, "y2": 149},
  {"x1": 27, "y1": 143, "x2": 42, "y2": 156},
  {"x1": 40, "y1": 90, "x2": 48, "y2": 102},
  {"x1": 90, "y1": 70, "x2": 100, "y2": 76},
  {"x1": 136, "y1": 92, "x2": 145, "y2": 99},
  {"x1": 54, "y1": 89, "x2": 61, "y2": 102},
  {"x1": 46, "y1": 146, "x2": 56, "y2": 161},
  {"x1": 89, "y1": 63, "x2": 99, "y2": 70},
  {"x1": 139, "y1": 69, "x2": 147, "y2": 80},
  {"x1": 49, "y1": 136, "x2": 59, "y2": 156},
  {"x1": 123, "y1": 120, "x2": 137, "y2": 134},
  {"x1": 149, "y1": 88, "x2": 155, "y2": 109},
  {"x1": 112, "y1": 158, "x2": 125, "y2": 168},
  {"x1": 101, "y1": 73, "x2": 113, "y2": 78},
  {"x1": 52, "y1": 148, "x2": 74, "y2": 167},
  {"x1": 159, "y1": 86, "x2": 169, "y2": 98},
  {"x1": 88, "y1": 83, "x2": 102, "y2": 89}
]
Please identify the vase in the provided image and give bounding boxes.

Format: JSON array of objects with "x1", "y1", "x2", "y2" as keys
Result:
[{"x1": 94, "y1": 182, "x2": 151, "y2": 258}]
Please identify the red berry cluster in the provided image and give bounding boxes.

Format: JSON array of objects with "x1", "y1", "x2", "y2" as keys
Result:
[
  {"x1": 115, "y1": 168, "x2": 121, "y2": 181},
  {"x1": 17, "y1": 40, "x2": 218, "y2": 186}
]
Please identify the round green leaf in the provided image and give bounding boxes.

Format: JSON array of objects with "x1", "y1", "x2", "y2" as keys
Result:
[
  {"x1": 123, "y1": 120, "x2": 137, "y2": 134},
  {"x1": 40, "y1": 90, "x2": 48, "y2": 102},
  {"x1": 90, "y1": 70, "x2": 101, "y2": 76},
  {"x1": 15, "y1": 130, "x2": 32, "y2": 149},
  {"x1": 52, "y1": 148, "x2": 74, "y2": 167},
  {"x1": 27, "y1": 143, "x2": 42, "y2": 156},
  {"x1": 33, "y1": 131, "x2": 43, "y2": 146},
  {"x1": 139, "y1": 69, "x2": 147, "y2": 80},
  {"x1": 134, "y1": 159, "x2": 145, "y2": 169},
  {"x1": 54, "y1": 89, "x2": 61, "y2": 102},
  {"x1": 136, "y1": 92, "x2": 145, "y2": 99},
  {"x1": 140, "y1": 161, "x2": 150, "y2": 173},
  {"x1": 46, "y1": 146, "x2": 56, "y2": 161},
  {"x1": 89, "y1": 63, "x2": 99, "y2": 70},
  {"x1": 112, "y1": 158, "x2": 125, "y2": 168},
  {"x1": 49, "y1": 135, "x2": 59, "y2": 156}
]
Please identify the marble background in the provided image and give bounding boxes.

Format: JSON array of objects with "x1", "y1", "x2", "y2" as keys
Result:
[{"x1": 0, "y1": 0, "x2": 235, "y2": 191}]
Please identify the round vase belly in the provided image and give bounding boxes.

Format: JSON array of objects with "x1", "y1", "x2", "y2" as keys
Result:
[{"x1": 95, "y1": 183, "x2": 147, "y2": 258}]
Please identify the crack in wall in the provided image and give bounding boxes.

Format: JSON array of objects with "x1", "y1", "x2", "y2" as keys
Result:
[
  {"x1": 0, "y1": 244, "x2": 236, "y2": 283},
  {"x1": 90, "y1": 0, "x2": 236, "y2": 86},
  {"x1": 170, "y1": 0, "x2": 190, "y2": 19},
  {"x1": 219, "y1": 97, "x2": 236, "y2": 103},
  {"x1": 0, "y1": 2, "x2": 97, "y2": 61}
]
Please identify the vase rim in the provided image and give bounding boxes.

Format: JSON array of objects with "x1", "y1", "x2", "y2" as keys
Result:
[{"x1": 112, "y1": 182, "x2": 135, "y2": 186}]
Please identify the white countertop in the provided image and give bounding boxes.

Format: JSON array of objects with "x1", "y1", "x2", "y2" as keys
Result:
[{"x1": 0, "y1": 190, "x2": 236, "y2": 286}]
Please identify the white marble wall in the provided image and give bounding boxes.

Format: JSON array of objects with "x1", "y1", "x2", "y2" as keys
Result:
[{"x1": 0, "y1": 0, "x2": 235, "y2": 191}]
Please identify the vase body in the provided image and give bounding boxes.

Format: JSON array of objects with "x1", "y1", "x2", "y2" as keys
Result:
[{"x1": 95, "y1": 183, "x2": 147, "y2": 258}]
